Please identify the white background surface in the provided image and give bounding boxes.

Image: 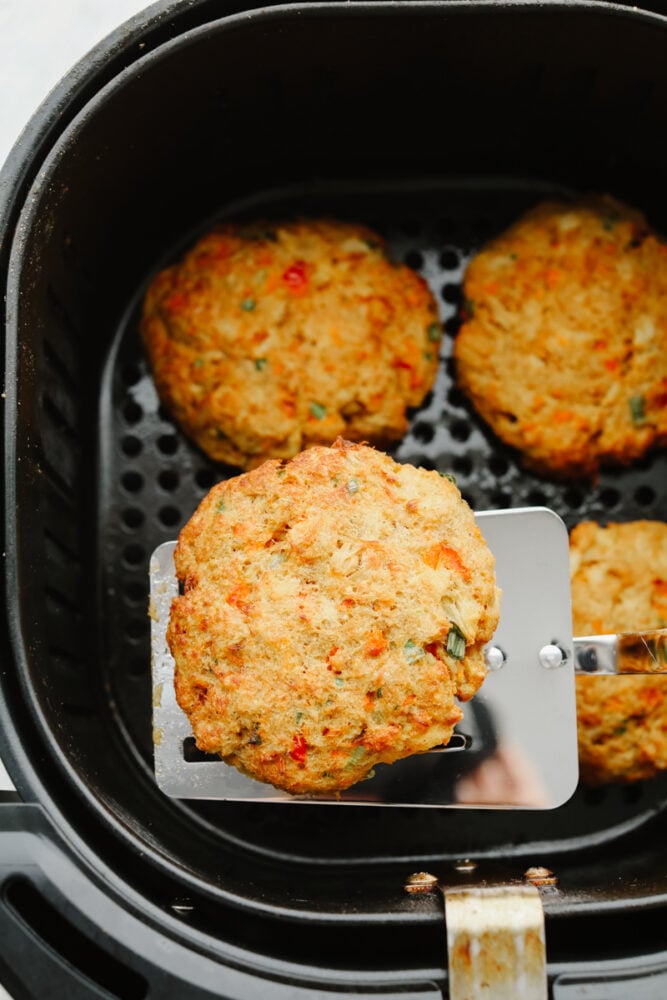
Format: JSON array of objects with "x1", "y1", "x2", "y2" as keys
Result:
[
  {"x1": 0, "y1": 3, "x2": 153, "y2": 996},
  {"x1": 0, "y1": 0, "x2": 154, "y2": 167},
  {"x1": 0, "y1": 0, "x2": 153, "y2": 781}
]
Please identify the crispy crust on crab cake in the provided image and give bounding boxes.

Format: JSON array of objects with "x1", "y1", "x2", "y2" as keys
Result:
[
  {"x1": 168, "y1": 440, "x2": 500, "y2": 795},
  {"x1": 571, "y1": 520, "x2": 667, "y2": 785},
  {"x1": 141, "y1": 219, "x2": 440, "y2": 469},
  {"x1": 454, "y1": 195, "x2": 667, "y2": 478}
]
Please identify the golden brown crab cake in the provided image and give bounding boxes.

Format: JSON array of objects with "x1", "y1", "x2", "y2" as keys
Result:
[
  {"x1": 454, "y1": 195, "x2": 667, "y2": 479},
  {"x1": 141, "y1": 219, "x2": 440, "y2": 469},
  {"x1": 571, "y1": 520, "x2": 667, "y2": 785},
  {"x1": 168, "y1": 439, "x2": 500, "y2": 795}
]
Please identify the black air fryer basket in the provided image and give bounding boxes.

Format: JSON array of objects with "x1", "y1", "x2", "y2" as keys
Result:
[{"x1": 2, "y1": 1, "x2": 667, "y2": 997}]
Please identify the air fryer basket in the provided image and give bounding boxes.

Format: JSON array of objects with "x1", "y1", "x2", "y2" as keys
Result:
[{"x1": 2, "y1": 1, "x2": 667, "y2": 996}]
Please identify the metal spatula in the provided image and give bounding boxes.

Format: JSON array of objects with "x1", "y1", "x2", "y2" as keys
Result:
[{"x1": 149, "y1": 507, "x2": 664, "y2": 810}]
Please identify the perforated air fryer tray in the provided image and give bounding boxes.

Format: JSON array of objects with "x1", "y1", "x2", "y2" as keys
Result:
[{"x1": 99, "y1": 177, "x2": 667, "y2": 860}]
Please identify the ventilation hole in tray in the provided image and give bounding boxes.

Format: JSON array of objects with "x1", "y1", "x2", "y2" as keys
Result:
[
  {"x1": 439, "y1": 248, "x2": 459, "y2": 270},
  {"x1": 624, "y1": 783, "x2": 645, "y2": 804},
  {"x1": 157, "y1": 433, "x2": 179, "y2": 455},
  {"x1": 445, "y1": 357, "x2": 456, "y2": 379},
  {"x1": 447, "y1": 386, "x2": 466, "y2": 409},
  {"x1": 441, "y1": 283, "x2": 461, "y2": 305},
  {"x1": 452, "y1": 455, "x2": 473, "y2": 477},
  {"x1": 635, "y1": 485, "x2": 656, "y2": 507},
  {"x1": 490, "y1": 491, "x2": 512, "y2": 509},
  {"x1": 408, "y1": 455, "x2": 434, "y2": 472},
  {"x1": 121, "y1": 363, "x2": 142, "y2": 387},
  {"x1": 183, "y1": 737, "x2": 219, "y2": 763},
  {"x1": 195, "y1": 468, "x2": 218, "y2": 491},
  {"x1": 123, "y1": 543, "x2": 146, "y2": 567},
  {"x1": 121, "y1": 434, "x2": 143, "y2": 457},
  {"x1": 121, "y1": 471, "x2": 144, "y2": 493},
  {"x1": 450, "y1": 419, "x2": 471, "y2": 442},
  {"x1": 158, "y1": 469, "x2": 180, "y2": 492},
  {"x1": 122, "y1": 507, "x2": 145, "y2": 530},
  {"x1": 122, "y1": 400, "x2": 143, "y2": 425},
  {"x1": 159, "y1": 505, "x2": 182, "y2": 528},
  {"x1": 404, "y1": 250, "x2": 423, "y2": 271},
  {"x1": 583, "y1": 786, "x2": 607, "y2": 806},
  {"x1": 634, "y1": 453, "x2": 654, "y2": 472},
  {"x1": 460, "y1": 490, "x2": 477, "y2": 509},
  {"x1": 124, "y1": 580, "x2": 147, "y2": 604},
  {"x1": 445, "y1": 316, "x2": 461, "y2": 338},
  {"x1": 412, "y1": 421, "x2": 434, "y2": 444},
  {"x1": 126, "y1": 618, "x2": 148, "y2": 641},
  {"x1": 525, "y1": 489, "x2": 548, "y2": 507},
  {"x1": 419, "y1": 390, "x2": 435, "y2": 411},
  {"x1": 564, "y1": 486, "x2": 584, "y2": 509},
  {"x1": 599, "y1": 487, "x2": 621, "y2": 509},
  {"x1": 488, "y1": 455, "x2": 509, "y2": 478}
]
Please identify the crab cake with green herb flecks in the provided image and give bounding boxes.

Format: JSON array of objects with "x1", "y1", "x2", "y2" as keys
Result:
[
  {"x1": 571, "y1": 520, "x2": 667, "y2": 785},
  {"x1": 168, "y1": 439, "x2": 500, "y2": 795},
  {"x1": 454, "y1": 195, "x2": 667, "y2": 478},
  {"x1": 141, "y1": 219, "x2": 440, "y2": 469}
]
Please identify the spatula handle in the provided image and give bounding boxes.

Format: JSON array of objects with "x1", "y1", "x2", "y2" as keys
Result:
[{"x1": 574, "y1": 628, "x2": 667, "y2": 674}]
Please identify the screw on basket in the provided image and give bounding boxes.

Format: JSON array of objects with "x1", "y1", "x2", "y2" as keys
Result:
[
  {"x1": 170, "y1": 897, "x2": 195, "y2": 916},
  {"x1": 404, "y1": 872, "x2": 439, "y2": 894},
  {"x1": 453, "y1": 859, "x2": 478, "y2": 873},
  {"x1": 524, "y1": 866, "x2": 559, "y2": 887}
]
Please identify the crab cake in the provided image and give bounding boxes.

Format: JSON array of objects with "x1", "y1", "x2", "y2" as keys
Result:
[
  {"x1": 168, "y1": 440, "x2": 500, "y2": 795},
  {"x1": 141, "y1": 219, "x2": 440, "y2": 469},
  {"x1": 454, "y1": 195, "x2": 667, "y2": 478},
  {"x1": 571, "y1": 520, "x2": 667, "y2": 785}
]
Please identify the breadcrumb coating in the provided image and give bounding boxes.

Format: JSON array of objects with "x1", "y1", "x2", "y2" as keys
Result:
[
  {"x1": 455, "y1": 195, "x2": 667, "y2": 478},
  {"x1": 142, "y1": 219, "x2": 440, "y2": 469},
  {"x1": 168, "y1": 440, "x2": 500, "y2": 794}
]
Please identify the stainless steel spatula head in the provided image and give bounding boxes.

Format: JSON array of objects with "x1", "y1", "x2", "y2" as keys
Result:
[{"x1": 150, "y1": 507, "x2": 580, "y2": 808}]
